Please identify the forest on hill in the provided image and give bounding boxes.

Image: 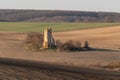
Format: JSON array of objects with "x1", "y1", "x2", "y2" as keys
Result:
[{"x1": 0, "y1": 9, "x2": 120, "y2": 22}]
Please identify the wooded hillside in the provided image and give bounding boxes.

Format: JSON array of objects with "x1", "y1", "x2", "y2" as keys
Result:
[{"x1": 0, "y1": 9, "x2": 120, "y2": 22}]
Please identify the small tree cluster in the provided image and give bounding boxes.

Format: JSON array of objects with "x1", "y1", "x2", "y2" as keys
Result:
[
  {"x1": 24, "y1": 32, "x2": 44, "y2": 51},
  {"x1": 24, "y1": 32, "x2": 90, "y2": 52},
  {"x1": 56, "y1": 40, "x2": 90, "y2": 51}
]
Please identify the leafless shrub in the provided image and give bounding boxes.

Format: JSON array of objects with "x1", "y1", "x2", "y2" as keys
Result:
[
  {"x1": 83, "y1": 41, "x2": 90, "y2": 50},
  {"x1": 24, "y1": 32, "x2": 43, "y2": 51},
  {"x1": 63, "y1": 40, "x2": 74, "y2": 51},
  {"x1": 56, "y1": 40, "x2": 83, "y2": 52},
  {"x1": 24, "y1": 33, "x2": 90, "y2": 52},
  {"x1": 56, "y1": 40, "x2": 64, "y2": 51},
  {"x1": 73, "y1": 41, "x2": 82, "y2": 48}
]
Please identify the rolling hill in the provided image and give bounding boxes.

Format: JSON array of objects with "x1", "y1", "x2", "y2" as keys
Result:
[{"x1": 0, "y1": 9, "x2": 120, "y2": 22}]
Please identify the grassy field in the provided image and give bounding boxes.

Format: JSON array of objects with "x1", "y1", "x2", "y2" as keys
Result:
[{"x1": 0, "y1": 22, "x2": 119, "y2": 32}]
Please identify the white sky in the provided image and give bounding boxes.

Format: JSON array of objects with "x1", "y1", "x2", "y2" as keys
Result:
[{"x1": 0, "y1": 0, "x2": 120, "y2": 12}]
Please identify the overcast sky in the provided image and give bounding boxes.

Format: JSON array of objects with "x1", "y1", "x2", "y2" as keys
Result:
[{"x1": 0, "y1": 0, "x2": 120, "y2": 12}]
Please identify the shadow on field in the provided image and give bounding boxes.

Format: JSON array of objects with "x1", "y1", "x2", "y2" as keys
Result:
[
  {"x1": 65, "y1": 48, "x2": 120, "y2": 52},
  {"x1": 90, "y1": 48, "x2": 120, "y2": 52}
]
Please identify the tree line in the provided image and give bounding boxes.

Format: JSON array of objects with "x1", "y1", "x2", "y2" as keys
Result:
[{"x1": 0, "y1": 9, "x2": 120, "y2": 22}]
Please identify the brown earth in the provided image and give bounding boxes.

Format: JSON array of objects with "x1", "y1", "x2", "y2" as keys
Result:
[
  {"x1": 0, "y1": 26, "x2": 120, "y2": 66},
  {"x1": 0, "y1": 26, "x2": 120, "y2": 79},
  {"x1": 54, "y1": 26, "x2": 120, "y2": 50},
  {"x1": 0, "y1": 62, "x2": 120, "y2": 80}
]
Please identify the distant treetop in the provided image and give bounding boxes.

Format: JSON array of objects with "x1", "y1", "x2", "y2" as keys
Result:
[{"x1": 0, "y1": 9, "x2": 120, "y2": 22}]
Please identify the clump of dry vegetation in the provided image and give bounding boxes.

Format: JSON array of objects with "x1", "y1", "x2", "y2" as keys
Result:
[
  {"x1": 24, "y1": 33, "x2": 90, "y2": 51},
  {"x1": 56, "y1": 40, "x2": 90, "y2": 52},
  {"x1": 24, "y1": 32, "x2": 44, "y2": 51},
  {"x1": 103, "y1": 62, "x2": 120, "y2": 70}
]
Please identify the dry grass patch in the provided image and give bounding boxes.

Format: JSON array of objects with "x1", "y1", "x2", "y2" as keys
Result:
[{"x1": 103, "y1": 62, "x2": 120, "y2": 71}]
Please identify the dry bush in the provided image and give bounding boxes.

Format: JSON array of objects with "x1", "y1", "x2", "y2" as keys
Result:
[
  {"x1": 63, "y1": 40, "x2": 74, "y2": 51},
  {"x1": 24, "y1": 33, "x2": 90, "y2": 52},
  {"x1": 56, "y1": 40, "x2": 83, "y2": 51},
  {"x1": 104, "y1": 62, "x2": 120, "y2": 69},
  {"x1": 73, "y1": 41, "x2": 82, "y2": 48},
  {"x1": 72, "y1": 41, "x2": 82, "y2": 51},
  {"x1": 83, "y1": 41, "x2": 89, "y2": 48},
  {"x1": 56, "y1": 40, "x2": 63, "y2": 51},
  {"x1": 24, "y1": 32, "x2": 44, "y2": 51},
  {"x1": 83, "y1": 41, "x2": 91, "y2": 50}
]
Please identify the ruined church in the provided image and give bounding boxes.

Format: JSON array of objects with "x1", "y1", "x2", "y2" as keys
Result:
[{"x1": 43, "y1": 28, "x2": 55, "y2": 48}]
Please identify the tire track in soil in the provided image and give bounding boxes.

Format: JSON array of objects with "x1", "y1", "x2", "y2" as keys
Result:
[{"x1": 0, "y1": 63, "x2": 119, "y2": 80}]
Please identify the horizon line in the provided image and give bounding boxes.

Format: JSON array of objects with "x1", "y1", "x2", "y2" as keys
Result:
[{"x1": 0, "y1": 8, "x2": 119, "y2": 13}]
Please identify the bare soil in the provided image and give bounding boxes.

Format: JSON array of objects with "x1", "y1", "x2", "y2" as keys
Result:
[
  {"x1": 54, "y1": 26, "x2": 120, "y2": 50},
  {"x1": 0, "y1": 26, "x2": 120, "y2": 79},
  {"x1": 0, "y1": 62, "x2": 120, "y2": 80},
  {"x1": 0, "y1": 26, "x2": 120, "y2": 66}
]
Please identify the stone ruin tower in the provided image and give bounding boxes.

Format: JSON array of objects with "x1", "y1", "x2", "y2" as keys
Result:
[{"x1": 43, "y1": 28, "x2": 55, "y2": 48}]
